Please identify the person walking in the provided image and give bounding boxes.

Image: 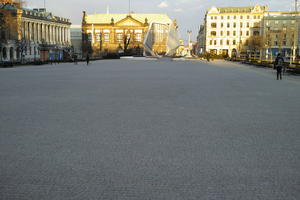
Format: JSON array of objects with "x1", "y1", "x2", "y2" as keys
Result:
[
  {"x1": 274, "y1": 53, "x2": 284, "y2": 80},
  {"x1": 86, "y1": 54, "x2": 90, "y2": 66},
  {"x1": 73, "y1": 54, "x2": 78, "y2": 65}
]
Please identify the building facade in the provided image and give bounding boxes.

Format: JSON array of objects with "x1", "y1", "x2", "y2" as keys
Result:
[
  {"x1": 0, "y1": 1, "x2": 71, "y2": 63},
  {"x1": 197, "y1": 4, "x2": 300, "y2": 61},
  {"x1": 82, "y1": 12, "x2": 179, "y2": 57},
  {"x1": 202, "y1": 5, "x2": 267, "y2": 58},
  {"x1": 262, "y1": 12, "x2": 299, "y2": 61}
]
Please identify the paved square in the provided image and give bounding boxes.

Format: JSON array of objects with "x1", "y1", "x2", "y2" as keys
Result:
[{"x1": 0, "y1": 60, "x2": 299, "y2": 199}]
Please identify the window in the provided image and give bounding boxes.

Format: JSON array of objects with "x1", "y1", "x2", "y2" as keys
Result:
[
  {"x1": 240, "y1": 16, "x2": 243, "y2": 19},
  {"x1": 258, "y1": 16, "x2": 260, "y2": 19},
  {"x1": 117, "y1": 33, "x2": 123, "y2": 42},
  {"x1": 96, "y1": 34, "x2": 101, "y2": 42},
  {"x1": 104, "y1": 33, "x2": 110, "y2": 42},
  {"x1": 211, "y1": 23, "x2": 217, "y2": 28},
  {"x1": 283, "y1": 41, "x2": 287, "y2": 46},
  {"x1": 247, "y1": 15, "x2": 250, "y2": 19},
  {"x1": 240, "y1": 31, "x2": 243, "y2": 36},
  {"x1": 227, "y1": 40, "x2": 230, "y2": 45},
  {"x1": 274, "y1": 41, "x2": 278, "y2": 46},
  {"x1": 253, "y1": 31, "x2": 260, "y2": 36},
  {"x1": 233, "y1": 23, "x2": 236, "y2": 28},
  {"x1": 135, "y1": 34, "x2": 142, "y2": 42},
  {"x1": 221, "y1": 16, "x2": 224, "y2": 20},
  {"x1": 214, "y1": 16, "x2": 217, "y2": 20},
  {"x1": 227, "y1": 31, "x2": 230, "y2": 36},
  {"x1": 227, "y1": 23, "x2": 230, "y2": 28},
  {"x1": 211, "y1": 16, "x2": 214, "y2": 20},
  {"x1": 227, "y1": 16, "x2": 230, "y2": 19},
  {"x1": 221, "y1": 23, "x2": 224, "y2": 28},
  {"x1": 211, "y1": 31, "x2": 217, "y2": 36},
  {"x1": 240, "y1": 22, "x2": 243, "y2": 28},
  {"x1": 233, "y1": 31, "x2": 236, "y2": 36},
  {"x1": 247, "y1": 22, "x2": 250, "y2": 28},
  {"x1": 234, "y1": 16, "x2": 236, "y2": 19},
  {"x1": 220, "y1": 31, "x2": 223, "y2": 36},
  {"x1": 245, "y1": 40, "x2": 249, "y2": 46},
  {"x1": 214, "y1": 40, "x2": 217, "y2": 45},
  {"x1": 254, "y1": 16, "x2": 256, "y2": 19},
  {"x1": 220, "y1": 40, "x2": 223, "y2": 45},
  {"x1": 246, "y1": 31, "x2": 249, "y2": 36},
  {"x1": 210, "y1": 40, "x2": 213, "y2": 45},
  {"x1": 233, "y1": 40, "x2": 236, "y2": 45}
]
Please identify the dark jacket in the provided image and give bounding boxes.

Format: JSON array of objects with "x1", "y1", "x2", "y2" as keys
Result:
[{"x1": 274, "y1": 56, "x2": 284, "y2": 69}]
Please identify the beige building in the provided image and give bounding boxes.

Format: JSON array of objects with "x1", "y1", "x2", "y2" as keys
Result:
[
  {"x1": 82, "y1": 12, "x2": 179, "y2": 57},
  {"x1": 199, "y1": 5, "x2": 268, "y2": 57},
  {"x1": 0, "y1": 1, "x2": 71, "y2": 63}
]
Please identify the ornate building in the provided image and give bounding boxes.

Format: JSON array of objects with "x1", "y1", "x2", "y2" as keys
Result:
[
  {"x1": 81, "y1": 12, "x2": 179, "y2": 57},
  {"x1": 198, "y1": 5, "x2": 268, "y2": 58},
  {"x1": 0, "y1": 1, "x2": 71, "y2": 64}
]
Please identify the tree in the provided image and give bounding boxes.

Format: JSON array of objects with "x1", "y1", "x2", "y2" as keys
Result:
[{"x1": 123, "y1": 33, "x2": 131, "y2": 54}]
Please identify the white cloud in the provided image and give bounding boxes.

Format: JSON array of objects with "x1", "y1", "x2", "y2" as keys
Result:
[{"x1": 158, "y1": 1, "x2": 169, "y2": 8}]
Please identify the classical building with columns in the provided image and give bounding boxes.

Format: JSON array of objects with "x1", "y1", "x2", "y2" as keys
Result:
[{"x1": 0, "y1": 1, "x2": 71, "y2": 64}]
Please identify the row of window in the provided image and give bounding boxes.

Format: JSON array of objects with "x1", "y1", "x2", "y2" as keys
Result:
[
  {"x1": 209, "y1": 39, "x2": 241, "y2": 46},
  {"x1": 209, "y1": 40, "x2": 293, "y2": 46},
  {"x1": 210, "y1": 15, "x2": 261, "y2": 20},
  {"x1": 210, "y1": 30, "x2": 259, "y2": 37},
  {"x1": 211, "y1": 22, "x2": 259, "y2": 28},
  {"x1": 92, "y1": 33, "x2": 143, "y2": 42}
]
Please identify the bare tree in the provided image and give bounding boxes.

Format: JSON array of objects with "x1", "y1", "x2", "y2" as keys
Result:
[{"x1": 123, "y1": 34, "x2": 131, "y2": 54}]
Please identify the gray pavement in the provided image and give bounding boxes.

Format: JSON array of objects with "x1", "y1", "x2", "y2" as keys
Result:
[{"x1": 0, "y1": 59, "x2": 299, "y2": 200}]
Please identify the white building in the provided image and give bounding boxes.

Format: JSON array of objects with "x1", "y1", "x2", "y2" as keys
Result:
[{"x1": 200, "y1": 5, "x2": 268, "y2": 57}]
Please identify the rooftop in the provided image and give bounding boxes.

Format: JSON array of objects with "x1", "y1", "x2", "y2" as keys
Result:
[{"x1": 84, "y1": 13, "x2": 173, "y2": 24}]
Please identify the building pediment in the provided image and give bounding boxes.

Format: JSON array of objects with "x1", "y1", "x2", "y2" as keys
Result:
[
  {"x1": 115, "y1": 16, "x2": 144, "y2": 27},
  {"x1": 207, "y1": 6, "x2": 219, "y2": 14}
]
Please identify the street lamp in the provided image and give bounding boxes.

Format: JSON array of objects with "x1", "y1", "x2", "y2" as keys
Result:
[{"x1": 187, "y1": 30, "x2": 192, "y2": 57}]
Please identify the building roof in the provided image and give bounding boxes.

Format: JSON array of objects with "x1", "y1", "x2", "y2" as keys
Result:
[
  {"x1": 85, "y1": 13, "x2": 173, "y2": 24},
  {"x1": 219, "y1": 6, "x2": 255, "y2": 13},
  {"x1": 207, "y1": 5, "x2": 268, "y2": 14}
]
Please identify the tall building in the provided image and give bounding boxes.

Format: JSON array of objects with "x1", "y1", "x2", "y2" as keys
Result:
[
  {"x1": 81, "y1": 12, "x2": 180, "y2": 57},
  {"x1": 198, "y1": 5, "x2": 268, "y2": 58},
  {"x1": 0, "y1": 1, "x2": 71, "y2": 63}
]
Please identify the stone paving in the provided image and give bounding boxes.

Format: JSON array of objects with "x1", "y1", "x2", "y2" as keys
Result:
[{"x1": 0, "y1": 59, "x2": 299, "y2": 200}]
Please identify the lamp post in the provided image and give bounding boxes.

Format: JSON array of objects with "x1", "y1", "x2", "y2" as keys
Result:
[{"x1": 187, "y1": 30, "x2": 192, "y2": 57}]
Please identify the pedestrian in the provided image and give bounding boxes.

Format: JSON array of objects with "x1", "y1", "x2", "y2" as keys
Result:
[
  {"x1": 274, "y1": 53, "x2": 284, "y2": 80},
  {"x1": 86, "y1": 54, "x2": 90, "y2": 66},
  {"x1": 206, "y1": 52, "x2": 210, "y2": 62},
  {"x1": 74, "y1": 54, "x2": 78, "y2": 65}
]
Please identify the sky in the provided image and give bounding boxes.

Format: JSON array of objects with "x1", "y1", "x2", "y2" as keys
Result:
[{"x1": 24, "y1": 0, "x2": 293, "y2": 42}]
